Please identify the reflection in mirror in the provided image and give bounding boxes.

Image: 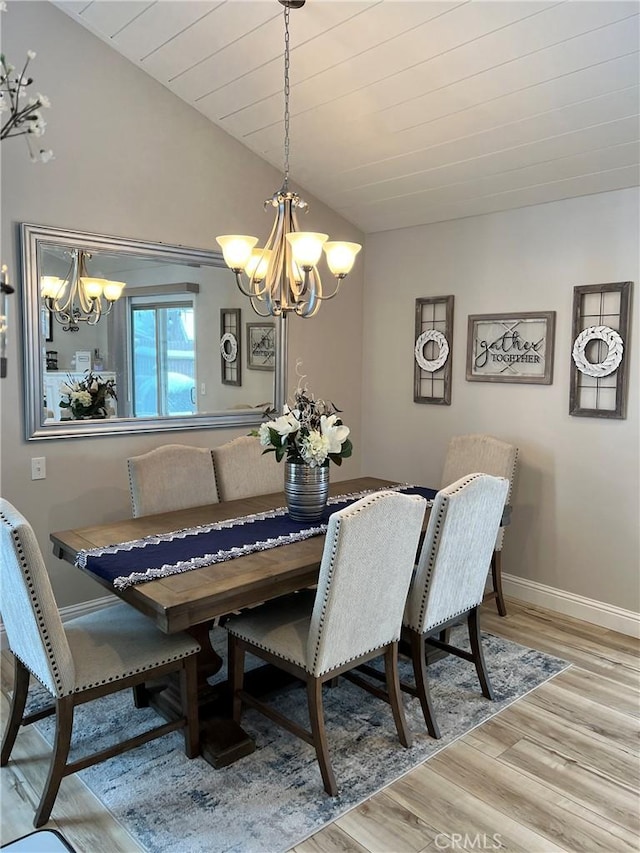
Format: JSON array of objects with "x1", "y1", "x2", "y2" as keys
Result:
[{"x1": 21, "y1": 223, "x2": 284, "y2": 440}]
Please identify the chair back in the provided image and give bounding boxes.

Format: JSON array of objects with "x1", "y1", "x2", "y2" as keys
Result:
[
  {"x1": 0, "y1": 500, "x2": 75, "y2": 697},
  {"x1": 405, "y1": 474, "x2": 509, "y2": 634},
  {"x1": 212, "y1": 435, "x2": 283, "y2": 501},
  {"x1": 307, "y1": 490, "x2": 426, "y2": 677},
  {"x1": 441, "y1": 433, "x2": 518, "y2": 550},
  {"x1": 127, "y1": 444, "x2": 219, "y2": 517}
]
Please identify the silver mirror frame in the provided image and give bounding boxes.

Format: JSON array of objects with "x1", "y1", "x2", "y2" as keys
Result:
[{"x1": 21, "y1": 223, "x2": 285, "y2": 440}]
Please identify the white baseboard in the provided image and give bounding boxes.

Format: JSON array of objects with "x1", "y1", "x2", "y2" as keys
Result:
[
  {"x1": 3, "y1": 582, "x2": 638, "y2": 651},
  {"x1": 0, "y1": 594, "x2": 119, "y2": 650},
  {"x1": 503, "y1": 573, "x2": 640, "y2": 639}
]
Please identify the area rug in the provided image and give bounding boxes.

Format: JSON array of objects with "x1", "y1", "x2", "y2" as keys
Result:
[{"x1": 30, "y1": 627, "x2": 569, "y2": 853}]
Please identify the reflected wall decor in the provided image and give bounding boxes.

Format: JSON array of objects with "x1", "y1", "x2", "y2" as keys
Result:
[
  {"x1": 414, "y1": 296, "x2": 454, "y2": 405},
  {"x1": 569, "y1": 281, "x2": 632, "y2": 419},
  {"x1": 247, "y1": 323, "x2": 276, "y2": 370},
  {"x1": 220, "y1": 308, "x2": 241, "y2": 386}
]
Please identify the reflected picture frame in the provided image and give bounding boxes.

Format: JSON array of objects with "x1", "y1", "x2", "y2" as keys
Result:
[{"x1": 247, "y1": 323, "x2": 276, "y2": 371}]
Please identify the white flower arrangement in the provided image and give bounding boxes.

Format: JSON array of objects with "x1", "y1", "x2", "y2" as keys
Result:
[
  {"x1": 0, "y1": 3, "x2": 53, "y2": 162},
  {"x1": 256, "y1": 383, "x2": 352, "y2": 468},
  {"x1": 60, "y1": 372, "x2": 117, "y2": 420}
]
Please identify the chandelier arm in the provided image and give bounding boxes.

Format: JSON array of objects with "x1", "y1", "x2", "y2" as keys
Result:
[
  {"x1": 250, "y1": 296, "x2": 279, "y2": 318},
  {"x1": 310, "y1": 277, "x2": 343, "y2": 301}
]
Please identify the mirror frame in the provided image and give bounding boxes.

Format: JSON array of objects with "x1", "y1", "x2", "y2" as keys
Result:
[{"x1": 21, "y1": 223, "x2": 285, "y2": 441}]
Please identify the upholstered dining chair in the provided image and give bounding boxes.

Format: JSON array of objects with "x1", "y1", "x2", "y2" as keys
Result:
[
  {"x1": 225, "y1": 490, "x2": 427, "y2": 796},
  {"x1": 441, "y1": 434, "x2": 518, "y2": 616},
  {"x1": 127, "y1": 443, "x2": 219, "y2": 517},
  {"x1": 403, "y1": 474, "x2": 509, "y2": 738},
  {"x1": 212, "y1": 434, "x2": 283, "y2": 501},
  {"x1": 0, "y1": 499, "x2": 201, "y2": 828}
]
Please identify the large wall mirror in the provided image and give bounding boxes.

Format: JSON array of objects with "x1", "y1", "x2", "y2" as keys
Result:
[{"x1": 21, "y1": 223, "x2": 284, "y2": 440}]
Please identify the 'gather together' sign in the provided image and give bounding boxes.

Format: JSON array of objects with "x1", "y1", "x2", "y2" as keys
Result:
[{"x1": 466, "y1": 312, "x2": 556, "y2": 384}]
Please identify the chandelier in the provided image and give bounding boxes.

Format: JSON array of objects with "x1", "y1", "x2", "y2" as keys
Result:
[
  {"x1": 216, "y1": 0, "x2": 361, "y2": 319},
  {"x1": 41, "y1": 249, "x2": 126, "y2": 332}
]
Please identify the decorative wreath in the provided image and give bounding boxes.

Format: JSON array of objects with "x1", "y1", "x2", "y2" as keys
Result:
[
  {"x1": 572, "y1": 325, "x2": 624, "y2": 377},
  {"x1": 414, "y1": 329, "x2": 449, "y2": 372},
  {"x1": 219, "y1": 332, "x2": 238, "y2": 363}
]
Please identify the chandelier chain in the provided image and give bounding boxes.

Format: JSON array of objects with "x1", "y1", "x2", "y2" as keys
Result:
[{"x1": 283, "y1": 4, "x2": 291, "y2": 190}]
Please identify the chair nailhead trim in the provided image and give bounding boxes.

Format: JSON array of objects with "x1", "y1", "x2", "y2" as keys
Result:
[{"x1": 2, "y1": 510, "x2": 66, "y2": 696}]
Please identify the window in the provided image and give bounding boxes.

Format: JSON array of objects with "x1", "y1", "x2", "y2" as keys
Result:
[{"x1": 130, "y1": 296, "x2": 196, "y2": 417}]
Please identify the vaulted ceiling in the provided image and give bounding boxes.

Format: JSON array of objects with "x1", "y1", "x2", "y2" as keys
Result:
[{"x1": 54, "y1": 0, "x2": 640, "y2": 233}]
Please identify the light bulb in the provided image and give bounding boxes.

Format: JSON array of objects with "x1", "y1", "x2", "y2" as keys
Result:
[
  {"x1": 245, "y1": 248, "x2": 272, "y2": 282},
  {"x1": 80, "y1": 277, "x2": 105, "y2": 299},
  {"x1": 323, "y1": 242, "x2": 362, "y2": 277},
  {"x1": 40, "y1": 276, "x2": 65, "y2": 299},
  {"x1": 286, "y1": 232, "x2": 328, "y2": 268},
  {"x1": 103, "y1": 281, "x2": 126, "y2": 302},
  {"x1": 216, "y1": 235, "x2": 258, "y2": 271}
]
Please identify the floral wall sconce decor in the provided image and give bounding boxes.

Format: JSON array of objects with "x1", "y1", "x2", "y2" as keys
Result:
[
  {"x1": 570, "y1": 281, "x2": 632, "y2": 419},
  {"x1": 220, "y1": 308, "x2": 241, "y2": 386},
  {"x1": 414, "y1": 296, "x2": 454, "y2": 405}
]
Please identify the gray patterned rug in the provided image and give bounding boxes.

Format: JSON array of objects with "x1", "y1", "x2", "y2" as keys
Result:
[{"x1": 31, "y1": 626, "x2": 568, "y2": 853}]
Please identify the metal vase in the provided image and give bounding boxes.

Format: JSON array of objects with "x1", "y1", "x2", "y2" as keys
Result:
[{"x1": 284, "y1": 462, "x2": 330, "y2": 523}]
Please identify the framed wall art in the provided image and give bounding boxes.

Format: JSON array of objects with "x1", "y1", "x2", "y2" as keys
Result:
[
  {"x1": 466, "y1": 312, "x2": 556, "y2": 384},
  {"x1": 414, "y1": 295, "x2": 454, "y2": 405},
  {"x1": 220, "y1": 308, "x2": 241, "y2": 386},
  {"x1": 569, "y1": 281, "x2": 632, "y2": 419},
  {"x1": 247, "y1": 322, "x2": 276, "y2": 370}
]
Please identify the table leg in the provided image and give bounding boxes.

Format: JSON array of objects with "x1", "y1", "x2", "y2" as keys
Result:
[{"x1": 144, "y1": 621, "x2": 256, "y2": 769}]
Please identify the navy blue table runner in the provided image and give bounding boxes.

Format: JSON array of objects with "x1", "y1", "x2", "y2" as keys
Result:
[{"x1": 77, "y1": 485, "x2": 437, "y2": 590}]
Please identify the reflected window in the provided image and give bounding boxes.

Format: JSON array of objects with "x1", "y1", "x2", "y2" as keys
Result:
[{"x1": 130, "y1": 296, "x2": 196, "y2": 417}]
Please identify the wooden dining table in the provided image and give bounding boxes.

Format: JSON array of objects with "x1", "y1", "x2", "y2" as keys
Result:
[{"x1": 50, "y1": 476, "x2": 406, "y2": 767}]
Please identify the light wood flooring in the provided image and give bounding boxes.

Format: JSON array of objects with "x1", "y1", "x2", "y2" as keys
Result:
[{"x1": 1, "y1": 600, "x2": 638, "y2": 852}]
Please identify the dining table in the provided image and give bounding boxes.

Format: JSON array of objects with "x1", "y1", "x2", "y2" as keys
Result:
[{"x1": 50, "y1": 476, "x2": 434, "y2": 767}]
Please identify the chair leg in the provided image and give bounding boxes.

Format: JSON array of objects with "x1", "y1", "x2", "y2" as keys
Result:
[
  {"x1": 180, "y1": 656, "x2": 200, "y2": 759},
  {"x1": 228, "y1": 634, "x2": 245, "y2": 724},
  {"x1": 384, "y1": 643, "x2": 412, "y2": 748},
  {"x1": 132, "y1": 684, "x2": 150, "y2": 708},
  {"x1": 1, "y1": 656, "x2": 30, "y2": 766},
  {"x1": 408, "y1": 629, "x2": 441, "y2": 739},
  {"x1": 34, "y1": 696, "x2": 74, "y2": 828},
  {"x1": 306, "y1": 677, "x2": 337, "y2": 796},
  {"x1": 468, "y1": 607, "x2": 494, "y2": 701},
  {"x1": 492, "y1": 550, "x2": 507, "y2": 617}
]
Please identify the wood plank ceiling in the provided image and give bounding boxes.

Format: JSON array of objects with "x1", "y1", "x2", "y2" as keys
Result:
[{"x1": 54, "y1": 0, "x2": 640, "y2": 233}]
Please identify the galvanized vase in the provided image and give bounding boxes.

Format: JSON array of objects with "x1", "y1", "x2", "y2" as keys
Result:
[{"x1": 284, "y1": 462, "x2": 330, "y2": 523}]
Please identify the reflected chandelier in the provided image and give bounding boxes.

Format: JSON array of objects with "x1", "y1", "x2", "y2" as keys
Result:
[
  {"x1": 216, "y1": 0, "x2": 361, "y2": 318},
  {"x1": 41, "y1": 249, "x2": 126, "y2": 332}
]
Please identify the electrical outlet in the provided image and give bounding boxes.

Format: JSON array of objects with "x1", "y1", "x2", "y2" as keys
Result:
[{"x1": 31, "y1": 457, "x2": 46, "y2": 480}]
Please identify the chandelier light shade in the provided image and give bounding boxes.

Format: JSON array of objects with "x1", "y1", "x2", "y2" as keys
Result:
[
  {"x1": 41, "y1": 249, "x2": 126, "y2": 332},
  {"x1": 216, "y1": 0, "x2": 361, "y2": 318}
]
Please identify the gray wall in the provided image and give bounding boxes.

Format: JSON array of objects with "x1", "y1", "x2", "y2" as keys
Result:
[
  {"x1": 362, "y1": 188, "x2": 639, "y2": 612},
  {"x1": 0, "y1": 1, "x2": 365, "y2": 608}
]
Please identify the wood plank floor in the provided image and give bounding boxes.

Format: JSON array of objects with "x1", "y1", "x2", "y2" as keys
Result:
[{"x1": 1, "y1": 600, "x2": 638, "y2": 852}]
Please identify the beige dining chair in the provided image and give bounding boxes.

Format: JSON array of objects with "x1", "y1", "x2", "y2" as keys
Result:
[
  {"x1": 127, "y1": 444, "x2": 219, "y2": 517},
  {"x1": 224, "y1": 490, "x2": 427, "y2": 796},
  {"x1": 0, "y1": 499, "x2": 201, "y2": 828},
  {"x1": 440, "y1": 434, "x2": 518, "y2": 616},
  {"x1": 212, "y1": 435, "x2": 283, "y2": 501},
  {"x1": 403, "y1": 474, "x2": 509, "y2": 738}
]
